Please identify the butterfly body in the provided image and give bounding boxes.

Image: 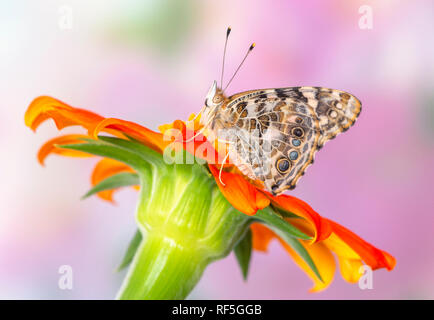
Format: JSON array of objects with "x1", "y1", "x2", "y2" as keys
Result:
[{"x1": 200, "y1": 81, "x2": 361, "y2": 196}]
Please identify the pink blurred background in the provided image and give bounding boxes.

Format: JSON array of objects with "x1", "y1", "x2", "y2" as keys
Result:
[{"x1": 1, "y1": 0, "x2": 434, "y2": 299}]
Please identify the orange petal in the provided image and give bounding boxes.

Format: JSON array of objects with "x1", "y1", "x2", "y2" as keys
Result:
[
  {"x1": 255, "y1": 191, "x2": 271, "y2": 210},
  {"x1": 287, "y1": 216, "x2": 395, "y2": 281},
  {"x1": 279, "y1": 238, "x2": 336, "y2": 293},
  {"x1": 266, "y1": 193, "x2": 332, "y2": 243},
  {"x1": 37, "y1": 134, "x2": 93, "y2": 165},
  {"x1": 336, "y1": 256, "x2": 364, "y2": 283},
  {"x1": 251, "y1": 214, "x2": 395, "y2": 290},
  {"x1": 209, "y1": 165, "x2": 270, "y2": 216},
  {"x1": 158, "y1": 113, "x2": 202, "y2": 135},
  {"x1": 251, "y1": 223, "x2": 275, "y2": 252},
  {"x1": 91, "y1": 158, "x2": 137, "y2": 202},
  {"x1": 25, "y1": 96, "x2": 169, "y2": 156},
  {"x1": 25, "y1": 96, "x2": 104, "y2": 132},
  {"x1": 251, "y1": 223, "x2": 335, "y2": 292},
  {"x1": 325, "y1": 218, "x2": 396, "y2": 271},
  {"x1": 92, "y1": 118, "x2": 167, "y2": 154}
]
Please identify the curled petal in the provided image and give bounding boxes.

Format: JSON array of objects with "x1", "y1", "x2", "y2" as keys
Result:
[
  {"x1": 158, "y1": 113, "x2": 202, "y2": 134},
  {"x1": 289, "y1": 219, "x2": 366, "y2": 284},
  {"x1": 92, "y1": 118, "x2": 166, "y2": 154},
  {"x1": 325, "y1": 219, "x2": 396, "y2": 271},
  {"x1": 25, "y1": 96, "x2": 104, "y2": 132},
  {"x1": 267, "y1": 193, "x2": 332, "y2": 243},
  {"x1": 336, "y1": 257, "x2": 364, "y2": 283},
  {"x1": 255, "y1": 191, "x2": 271, "y2": 211},
  {"x1": 37, "y1": 134, "x2": 93, "y2": 165},
  {"x1": 91, "y1": 158, "x2": 137, "y2": 202},
  {"x1": 25, "y1": 96, "x2": 168, "y2": 156},
  {"x1": 251, "y1": 223, "x2": 275, "y2": 252},
  {"x1": 250, "y1": 223, "x2": 335, "y2": 292},
  {"x1": 209, "y1": 165, "x2": 270, "y2": 216},
  {"x1": 251, "y1": 216, "x2": 395, "y2": 291},
  {"x1": 279, "y1": 238, "x2": 336, "y2": 293}
]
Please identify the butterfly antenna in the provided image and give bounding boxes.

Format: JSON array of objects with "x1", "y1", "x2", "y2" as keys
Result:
[
  {"x1": 220, "y1": 27, "x2": 231, "y2": 89},
  {"x1": 223, "y1": 42, "x2": 255, "y2": 92}
]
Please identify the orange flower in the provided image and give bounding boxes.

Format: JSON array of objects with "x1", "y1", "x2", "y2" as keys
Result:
[{"x1": 25, "y1": 96, "x2": 395, "y2": 292}]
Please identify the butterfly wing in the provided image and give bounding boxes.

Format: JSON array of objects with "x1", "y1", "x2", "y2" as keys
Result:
[{"x1": 224, "y1": 87, "x2": 361, "y2": 195}]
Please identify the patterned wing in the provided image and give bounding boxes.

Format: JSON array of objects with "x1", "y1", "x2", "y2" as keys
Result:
[{"x1": 224, "y1": 86, "x2": 361, "y2": 195}]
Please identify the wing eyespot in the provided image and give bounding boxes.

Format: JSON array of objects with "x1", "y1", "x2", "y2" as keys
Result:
[
  {"x1": 289, "y1": 151, "x2": 298, "y2": 161},
  {"x1": 292, "y1": 139, "x2": 301, "y2": 147},
  {"x1": 276, "y1": 158, "x2": 291, "y2": 174},
  {"x1": 291, "y1": 127, "x2": 304, "y2": 138}
]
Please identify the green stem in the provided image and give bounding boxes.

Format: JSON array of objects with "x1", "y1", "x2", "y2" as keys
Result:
[
  {"x1": 116, "y1": 155, "x2": 251, "y2": 299},
  {"x1": 117, "y1": 232, "x2": 209, "y2": 300}
]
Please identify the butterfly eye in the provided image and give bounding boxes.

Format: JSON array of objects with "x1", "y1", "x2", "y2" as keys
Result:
[
  {"x1": 205, "y1": 98, "x2": 209, "y2": 107},
  {"x1": 213, "y1": 95, "x2": 223, "y2": 104},
  {"x1": 291, "y1": 127, "x2": 304, "y2": 138},
  {"x1": 276, "y1": 158, "x2": 291, "y2": 174}
]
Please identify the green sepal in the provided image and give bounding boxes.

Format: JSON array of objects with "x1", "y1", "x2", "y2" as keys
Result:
[
  {"x1": 97, "y1": 135, "x2": 164, "y2": 167},
  {"x1": 117, "y1": 230, "x2": 142, "y2": 272},
  {"x1": 82, "y1": 172, "x2": 140, "y2": 200},
  {"x1": 270, "y1": 226, "x2": 323, "y2": 282},
  {"x1": 271, "y1": 204, "x2": 303, "y2": 219},
  {"x1": 255, "y1": 206, "x2": 311, "y2": 240},
  {"x1": 254, "y1": 206, "x2": 322, "y2": 282},
  {"x1": 59, "y1": 140, "x2": 146, "y2": 172},
  {"x1": 58, "y1": 136, "x2": 162, "y2": 173},
  {"x1": 233, "y1": 228, "x2": 253, "y2": 280}
]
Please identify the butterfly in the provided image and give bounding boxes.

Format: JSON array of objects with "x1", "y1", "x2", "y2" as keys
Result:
[{"x1": 197, "y1": 28, "x2": 361, "y2": 196}]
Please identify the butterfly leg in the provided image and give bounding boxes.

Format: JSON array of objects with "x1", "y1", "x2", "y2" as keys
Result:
[
  {"x1": 183, "y1": 105, "x2": 219, "y2": 143},
  {"x1": 218, "y1": 151, "x2": 230, "y2": 186},
  {"x1": 215, "y1": 138, "x2": 234, "y2": 186},
  {"x1": 216, "y1": 139, "x2": 234, "y2": 144},
  {"x1": 183, "y1": 115, "x2": 212, "y2": 143}
]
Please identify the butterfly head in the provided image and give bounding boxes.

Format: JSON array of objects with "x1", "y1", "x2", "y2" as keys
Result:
[
  {"x1": 200, "y1": 80, "x2": 226, "y2": 127},
  {"x1": 204, "y1": 80, "x2": 226, "y2": 109},
  {"x1": 199, "y1": 28, "x2": 254, "y2": 128}
]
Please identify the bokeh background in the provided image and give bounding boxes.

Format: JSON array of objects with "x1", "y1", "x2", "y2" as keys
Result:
[{"x1": 1, "y1": 0, "x2": 434, "y2": 299}]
